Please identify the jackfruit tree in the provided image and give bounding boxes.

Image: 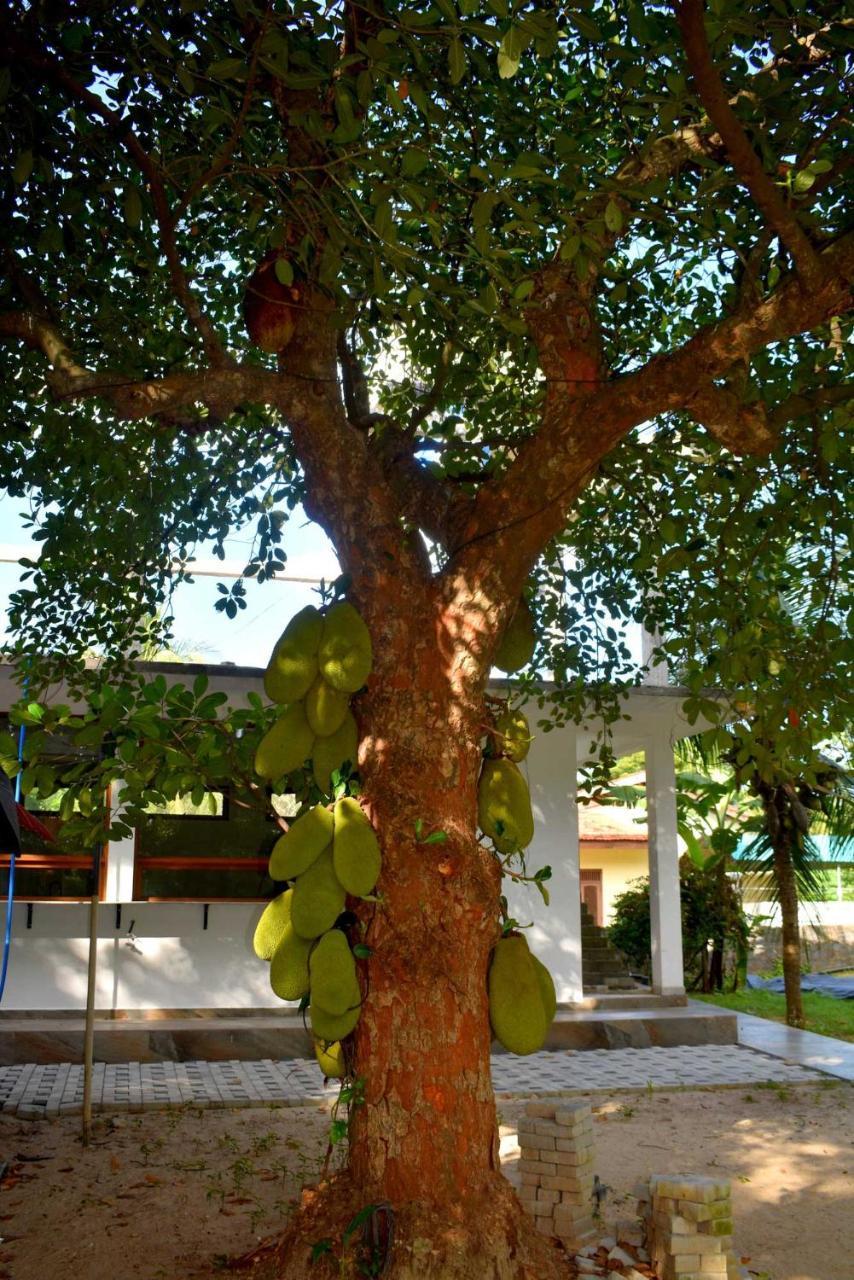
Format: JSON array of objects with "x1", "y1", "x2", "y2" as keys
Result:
[{"x1": 0, "y1": 2, "x2": 851, "y2": 1277}]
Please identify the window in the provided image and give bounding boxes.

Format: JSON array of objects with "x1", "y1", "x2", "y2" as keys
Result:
[{"x1": 133, "y1": 789, "x2": 296, "y2": 901}]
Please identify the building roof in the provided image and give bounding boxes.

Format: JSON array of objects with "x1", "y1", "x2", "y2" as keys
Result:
[{"x1": 578, "y1": 801, "x2": 647, "y2": 843}]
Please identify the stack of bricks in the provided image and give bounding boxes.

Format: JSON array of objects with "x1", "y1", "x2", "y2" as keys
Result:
[
  {"x1": 517, "y1": 1100, "x2": 597, "y2": 1249},
  {"x1": 638, "y1": 1175, "x2": 742, "y2": 1280}
]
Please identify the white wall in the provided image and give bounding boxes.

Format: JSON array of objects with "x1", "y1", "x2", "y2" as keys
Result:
[{"x1": 744, "y1": 901, "x2": 854, "y2": 928}]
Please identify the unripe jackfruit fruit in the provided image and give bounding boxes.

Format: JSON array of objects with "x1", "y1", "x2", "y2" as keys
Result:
[
  {"x1": 310, "y1": 998, "x2": 361, "y2": 1043},
  {"x1": 253, "y1": 889, "x2": 293, "y2": 960},
  {"x1": 269, "y1": 925, "x2": 312, "y2": 1001},
  {"x1": 495, "y1": 598, "x2": 535, "y2": 673},
  {"x1": 305, "y1": 675, "x2": 350, "y2": 738},
  {"x1": 494, "y1": 708, "x2": 532, "y2": 762},
  {"x1": 478, "y1": 758, "x2": 534, "y2": 853},
  {"x1": 532, "y1": 955, "x2": 557, "y2": 1024},
  {"x1": 264, "y1": 606, "x2": 322, "y2": 704},
  {"x1": 309, "y1": 929, "x2": 360, "y2": 1016},
  {"x1": 269, "y1": 804, "x2": 334, "y2": 881},
  {"x1": 290, "y1": 848, "x2": 347, "y2": 939},
  {"x1": 255, "y1": 704, "x2": 315, "y2": 781},
  {"x1": 333, "y1": 797, "x2": 381, "y2": 897},
  {"x1": 318, "y1": 602, "x2": 373, "y2": 693},
  {"x1": 312, "y1": 711, "x2": 358, "y2": 793},
  {"x1": 488, "y1": 934, "x2": 548, "y2": 1055},
  {"x1": 314, "y1": 1039, "x2": 345, "y2": 1078}
]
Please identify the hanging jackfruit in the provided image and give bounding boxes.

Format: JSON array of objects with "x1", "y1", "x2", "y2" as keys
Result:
[
  {"x1": 264, "y1": 606, "x2": 323, "y2": 704},
  {"x1": 269, "y1": 804, "x2": 334, "y2": 881},
  {"x1": 252, "y1": 889, "x2": 293, "y2": 961},
  {"x1": 309, "y1": 929, "x2": 360, "y2": 1016},
  {"x1": 290, "y1": 847, "x2": 347, "y2": 939},
  {"x1": 332, "y1": 796, "x2": 381, "y2": 897},
  {"x1": 269, "y1": 925, "x2": 312, "y2": 1001},
  {"x1": 478, "y1": 757, "x2": 534, "y2": 854},
  {"x1": 310, "y1": 997, "x2": 361, "y2": 1043},
  {"x1": 532, "y1": 955, "x2": 557, "y2": 1024},
  {"x1": 312, "y1": 711, "x2": 358, "y2": 793},
  {"x1": 495, "y1": 598, "x2": 535, "y2": 673},
  {"x1": 318, "y1": 601, "x2": 373, "y2": 693},
  {"x1": 255, "y1": 704, "x2": 316, "y2": 781},
  {"x1": 305, "y1": 675, "x2": 351, "y2": 738},
  {"x1": 494, "y1": 707, "x2": 532, "y2": 762},
  {"x1": 314, "y1": 1038, "x2": 345, "y2": 1079},
  {"x1": 488, "y1": 934, "x2": 549, "y2": 1055}
]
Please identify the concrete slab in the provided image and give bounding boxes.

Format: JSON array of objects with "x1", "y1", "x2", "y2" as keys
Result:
[{"x1": 736, "y1": 1012, "x2": 854, "y2": 1084}]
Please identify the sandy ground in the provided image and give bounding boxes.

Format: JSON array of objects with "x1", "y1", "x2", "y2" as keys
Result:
[{"x1": 0, "y1": 1080, "x2": 850, "y2": 1280}]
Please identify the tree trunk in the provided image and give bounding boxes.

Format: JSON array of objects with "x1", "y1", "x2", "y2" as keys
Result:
[
  {"x1": 262, "y1": 586, "x2": 569, "y2": 1278},
  {"x1": 772, "y1": 835, "x2": 805, "y2": 1029}
]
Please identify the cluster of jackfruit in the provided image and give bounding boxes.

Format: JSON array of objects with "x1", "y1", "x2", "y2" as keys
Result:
[
  {"x1": 488, "y1": 933, "x2": 556, "y2": 1055},
  {"x1": 478, "y1": 704, "x2": 534, "y2": 856},
  {"x1": 253, "y1": 794, "x2": 381, "y2": 1076},
  {"x1": 255, "y1": 601, "x2": 371, "y2": 791}
]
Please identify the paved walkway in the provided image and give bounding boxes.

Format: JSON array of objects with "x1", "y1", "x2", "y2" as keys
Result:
[
  {"x1": 736, "y1": 1011, "x2": 854, "y2": 1083},
  {"x1": 0, "y1": 1043, "x2": 831, "y2": 1120}
]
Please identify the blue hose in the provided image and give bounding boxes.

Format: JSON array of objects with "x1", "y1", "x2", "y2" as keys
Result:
[{"x1": 0, "y1": 720, "x2": 26, "y2": 1002}]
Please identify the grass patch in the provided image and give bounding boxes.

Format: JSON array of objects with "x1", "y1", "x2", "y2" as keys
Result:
[{"x1": 694, "y1": 989, "x2": 854, "y2": 1043}]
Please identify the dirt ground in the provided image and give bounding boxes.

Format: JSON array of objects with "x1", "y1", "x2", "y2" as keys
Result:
[{"x1": 0, "y1": 1080, "x2": 850, "y2": 1280}]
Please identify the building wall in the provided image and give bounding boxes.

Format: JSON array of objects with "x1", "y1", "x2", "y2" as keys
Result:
[{"x1": 578, "y1": 843, "x2": 648, "y2": 925}]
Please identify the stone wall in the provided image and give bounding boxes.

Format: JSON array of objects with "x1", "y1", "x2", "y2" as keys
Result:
[{"x1": 748, "y1": 924, "x2": 854, "y2": 975}]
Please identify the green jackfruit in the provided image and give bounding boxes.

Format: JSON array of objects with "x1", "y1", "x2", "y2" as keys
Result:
[
  {"x1": 495, "y1": 598, "x2": 535, "y2": 673},
  {"x1": 488, "y1": 934, "x2": 548, "y2": 1055},
  {"x1": 494, "y1": 708, "x2": 532, "y2": 762},
  {"x1": 269, "y1": 925, "x2": 312, "y2": 1001},
  {"x1": 318, "y1": 602, "x2": 372, "y2": 693},
  {"x1": 269, "y1": 804, "x2": 334, "y2": 881},
  {"x1": 478, "y1": 758, "x2": 534, "y2": 853},
  {"x1": 314, "y1": 1039, "x2": 345, "y2": 1078},
  {"x1": 290, "y1": 848, "x2": 347, "y2": 939},
  {"x1": 305, "y1": 675, "x2": 350, "y2": 738},
  {"x1": 312, "y1": 711, "x2": 358, "y2": 793},
  {"x1": 309, "y1": 929, "x2": 360, "y2": 1016},
  {"x1": 332, "y1": 797, "x2": 381, "y2": 897},
  {"x1": 532, "y1": 955, "x2": 557, "y2": 1025},
  {"x1": 253, "y1": 889, "x2": 293, "y2": 960},
  {"x1": 310, "y1": 998, "x2": 361, "y2": 1043},
  {"x1": 264, "y1": 606, "x2": 323, "y2": 704},
  {"x1": 254, "y1": 704, "x2": 315, "y2": 781}
]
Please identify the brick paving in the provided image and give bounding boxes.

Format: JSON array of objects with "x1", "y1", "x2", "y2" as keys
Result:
[{"x1": 0, "y1": 1044, "x2": 827, "y2": 1120}]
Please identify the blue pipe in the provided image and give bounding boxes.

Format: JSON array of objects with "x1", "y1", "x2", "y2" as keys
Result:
[{"x1": 0, "y1": 719, "x2": 26, "y2": 1002}]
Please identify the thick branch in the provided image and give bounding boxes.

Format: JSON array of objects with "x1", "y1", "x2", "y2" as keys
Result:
[
  {"x1": 674, "y1": 0, "x2": 822, "y2": 288},
  {"x1": 682, "y1": 382, "x2": 776, "y2": 455}
]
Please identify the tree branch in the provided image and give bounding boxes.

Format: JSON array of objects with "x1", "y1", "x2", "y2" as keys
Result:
[
  {"x1": 682, "y1": 382, "x2": 776, "y2": 455},
  {"x1": 673, "y1": 0, "x2": 822, "y2": 289},
  {"x1": 9, "y1": 33, "x2": 227, "y2": 366}
]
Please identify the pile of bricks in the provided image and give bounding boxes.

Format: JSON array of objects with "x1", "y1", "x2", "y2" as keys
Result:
[
  {"x1": 638, "y1": 1175, "x2": 741, "y2": 1280},
  {"x1": 517, "y1": 1100, "x2": 597, "y2": 1249}
]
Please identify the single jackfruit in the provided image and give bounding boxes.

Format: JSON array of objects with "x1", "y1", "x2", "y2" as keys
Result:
[
  {"x1": 269, "y1": 925, "x2": 312, "y2": 1001},
  {"x1": 309, "y1": 929, "x2": 360, "y2": 1016},
  {"x1": 253, "y1": 889, "x2": 293, "y2": 960},
  {"x1": 312, "y1": 711, "x2": 358, "y2": 793},
  {"x1": 478, "y1": 758, "x2": 535, "y2": 853},
  {"x1": 332, "y1": 796, "x2": 381, "y2": 897},
  {"x1": 310, "y1": 997, "x2": 361, "y2": 1043},
  {"x1": 255, "y1": 704, "x2": 316, "y2": 781},
  {"x1": 495, "y1": 598, "x2": 535, "y2": 673},
  {"x1": 314, "y1": 1039, "x2": 345, "y2": 1078},
  {"x1": 488, "y1": 934, "x2": 548, "y2": 1055},
  {"x1": 318, "y1": 602, "x2": 373, "y2": 693},
  {"x1": 494, "y1": 707, "x2": 532, "y2": 762},
  {"x1": 269, "y1": 804, "x2": 334, "y2": 881},
  {"x1": 532, "y1": 955, "x2": 557, "y2": 1025},
  {"x1": 290, "y1": 848, "x2": 347, "y2": 939},
  {"x1": 264, "y1": 606, "x2": 323, "y2": 704},
  {"x1": 305, "y1": 675, "x2": 350, "y2": 738}
]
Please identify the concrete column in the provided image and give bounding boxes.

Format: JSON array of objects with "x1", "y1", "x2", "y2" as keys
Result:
[
  {"x1": 641, "y1": 624, "x2": 669, "y2": 687},
  {"x1": 645, "y1": 733, "x2": 685, "y2": 995},
  {"x1": 104, "y1": 782, "x2": 136, "y2": 903},
  {"x1": 561, "y1": 729, "x2": 584, "y2": 1004}
]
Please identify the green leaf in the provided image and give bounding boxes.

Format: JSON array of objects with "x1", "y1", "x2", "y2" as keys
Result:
[
  {"x1": 124, "y1": 185, "x2": 143, "y2": 229},
  {"x1": 13, "y1": 150, "x2": 34, "y2": 185},
  {"x1": 604, "y1": 199, "x2": 623, "y2": 233},
  {"x1": 498, "y1": 26, "x2": 527, "y2": 79},
  {"x1": 448, "y1": 38, "x2": 467, "y2": 84},
  {"x1": 423, "y1": 830, "x2": 448, "y2": 845}
]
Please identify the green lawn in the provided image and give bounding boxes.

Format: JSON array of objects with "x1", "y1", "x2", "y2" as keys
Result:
[{"x1": 694, "y1": 989, "x2": 854, "y2": 1043}]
